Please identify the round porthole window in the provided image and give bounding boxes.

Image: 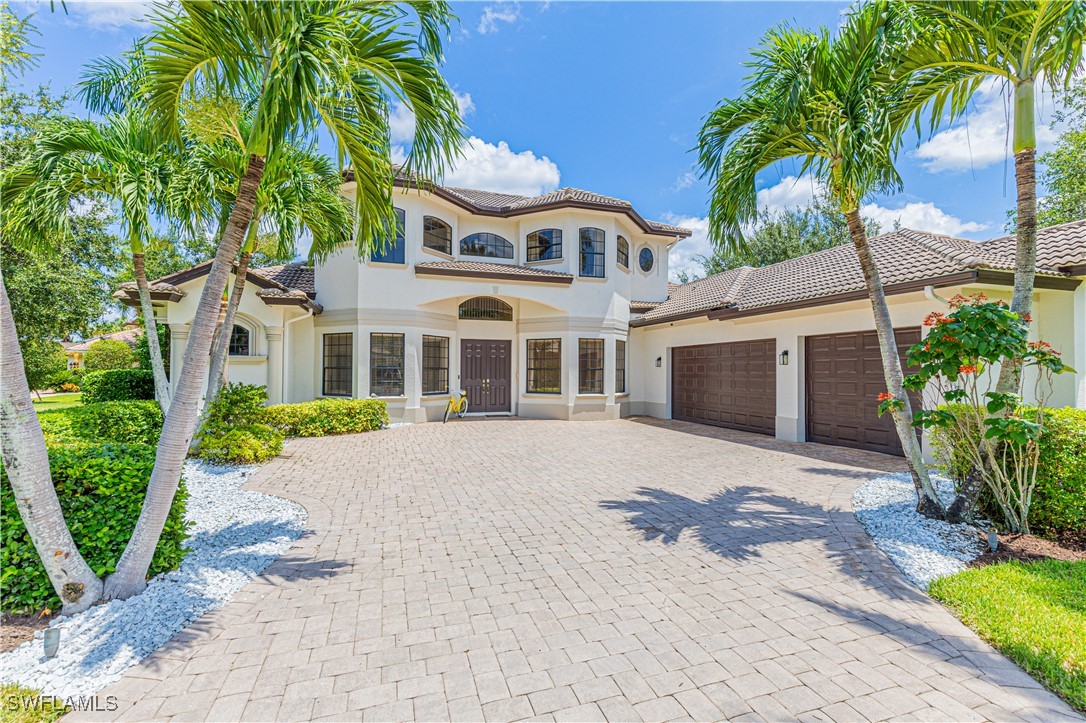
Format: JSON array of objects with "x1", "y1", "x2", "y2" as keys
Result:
[{"x1": 639, "y1": 247, "x2": 654, "y2": 273}]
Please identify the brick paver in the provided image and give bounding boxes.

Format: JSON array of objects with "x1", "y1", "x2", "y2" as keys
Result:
[{"x1": 77, "y1": 419, "x2": 1077, "y2": 721}]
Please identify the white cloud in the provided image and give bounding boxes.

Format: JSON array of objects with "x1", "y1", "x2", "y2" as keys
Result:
[
  {"x1": 663, "y1": 214, "x2": 712, "y2": 282},
  {"x1": 478, "y1": 2, "x2": 520, "y2": 34},
  {"x1": 66, "y1": 1, "x2": 154, "y2": 29},
  {"x1": 914, "y1": 77, "x2": 1061, "y2": 173},
  {"x1": 756, "y1": 175, "x2": 825, "y2": 213},
  {"x1": 859, "y1": 201, "x2": 990, "y2": 237},
  {"x1": 671, "y1": 171, "x2": 696, "y2": 192},
  {"x1": 442, "y1": 137, "x2": 560, "y2": 196},
  {"x1": 389, "y1": 90, "x2": 474, "y2": 146}
]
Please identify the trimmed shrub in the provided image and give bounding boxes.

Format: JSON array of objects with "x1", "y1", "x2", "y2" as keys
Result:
[
  {"x1": 192, "y1": 424, "x2": 284, "y2": 465},
  {"x1": 81, "y1": 369, "x2": 154, "y2": 403},
  {"x1": 191, "y1": 384, "x2": 283, "y2": 465},
  {"x1": 82, "y1": 338, "x2": 137, "y2": 372},
  {"x1": 70, "y1": 401, "x2": 163, "y2": 446},
  {"x1": 930, "y1": 405, "x2": 1086, "y2": 538},
  {"x1": 0, "y1": 443, "x2": 188, "y2": 613},
  {"x1": 261, "y1": 398, "x2": 388, "y2": 437}
]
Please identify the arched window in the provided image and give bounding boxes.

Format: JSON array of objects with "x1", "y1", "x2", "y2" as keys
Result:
[
  {"x1": 371, "y1": 207, "x2": 406, "y2": 264},
  {"x1": 460, "y1": 232, "x2": 513, "y2": 259},
  {"x1": 617, "y1": 236, "x2": 629, "y2": 269},
  {"x1": 229, "y1": 325, "x2": 250, "y2": 356},
  {"x1": 423, "y1": 216, "x2": 452, "y2": 255},
  {"x1": 527, "y1": 229, "x2": 563, "y2": 261},
  {"x1": 579, "y1": 227, "x2": 605, "y2": 278},
  {"x1": 459, "y1": 297, "x2": 513, "y2": 321}
]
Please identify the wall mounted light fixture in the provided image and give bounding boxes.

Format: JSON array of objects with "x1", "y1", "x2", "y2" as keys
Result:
[
  {"x1": 655, "y1": 356, "x2": 662, "y2": 368},
  {"x1": 779, "y1": 350, "x2": 789, "y2": 366}
]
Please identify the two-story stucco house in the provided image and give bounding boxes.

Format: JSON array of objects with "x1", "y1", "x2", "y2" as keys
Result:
[{"x1": 118, "y1": 174, "x2": 1086, "y2": 458}]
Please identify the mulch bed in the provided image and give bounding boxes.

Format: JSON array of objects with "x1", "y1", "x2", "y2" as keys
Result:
[
  {"x1": 972, "y1": 532, "x2": 1086, "y2": 567},
  {"x1": 0, "y1": 612, "x2": 53, "y2": 654}
]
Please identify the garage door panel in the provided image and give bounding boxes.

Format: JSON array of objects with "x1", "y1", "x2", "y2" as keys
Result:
[
  {"x1": 806, "y1": 328, "x2": 920, "y2": 457},
  {"x1": 672, "y1": 339, "x2": 777, "y2": 436}
]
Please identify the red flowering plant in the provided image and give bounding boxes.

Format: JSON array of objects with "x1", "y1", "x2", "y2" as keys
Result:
[{"x1": 886, "y1": 294, "x2": 1073, "y2": 532}]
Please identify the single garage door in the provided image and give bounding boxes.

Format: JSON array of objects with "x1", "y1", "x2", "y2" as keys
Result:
[
  {"x1": 672, "y1": 339, "x2": 777, "y2": 435},
  {"x1": 805, "y1": 328, "x2": 921, "y2": 456}
]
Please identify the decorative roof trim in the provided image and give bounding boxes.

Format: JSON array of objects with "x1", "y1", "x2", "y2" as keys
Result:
[
  {"x1": 341, "y1": 170, "x2": 691, "y2": 239},
  {"x1": 414, "y1": 263, "x2": 574, "y2": 285}
]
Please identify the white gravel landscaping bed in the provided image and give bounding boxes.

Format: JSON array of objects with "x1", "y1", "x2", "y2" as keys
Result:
[
  {"x1": 0, "y1": 461, "x2": 306, "y2": 698},
  {"x1": 853, "y1": 471, "x2": 984, "y2": 589}
]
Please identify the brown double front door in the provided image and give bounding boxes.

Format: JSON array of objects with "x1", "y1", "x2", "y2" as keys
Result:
[{"x1": 460, "y1": 339, "x2": 511, "y2": 413}]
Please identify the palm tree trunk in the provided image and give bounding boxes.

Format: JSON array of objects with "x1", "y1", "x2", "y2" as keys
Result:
[
  {"x1": 1, "y1": 270, "x2": 104, "y2": 614},
  {"x1": 206, "y1": 249, "x2": 252, "y2": 403},
  {"x1": 995, "y1": 145, "x2": 1038, "y2": 397},
  {"x1": 133, "y1": 252, "x2": 172, "y2": 414},
  {"x1": 104, "y1": 154, "x2": 266, "y2": 600},
  {"x1": 845, "y1": 210, "x2": 945, "y2": 518}
]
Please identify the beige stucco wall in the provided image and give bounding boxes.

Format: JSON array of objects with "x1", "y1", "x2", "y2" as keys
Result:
[{"x1": 630, "y1": 279, "x2": 1085, "y2": 446}]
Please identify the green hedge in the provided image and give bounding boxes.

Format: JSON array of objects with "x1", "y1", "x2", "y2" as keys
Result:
[
  {"x1": 81, "y1": 369, "x2": 155, "y2": 404},
  {"x1": 192, "y1": 424, "x2": 284, "y2": 465},
  {"x1": 930, "y1": 406, "x2": 1086, "y2": 538},
  {"x1": 260, "y1": 398, "x2": 388, "y2": 437},
  {"x1": 0, "y1": 443, "x2": 188, "y2": 613},
  {"x1": 37, "y1": 401, "x2": 163, "y2": 446}
]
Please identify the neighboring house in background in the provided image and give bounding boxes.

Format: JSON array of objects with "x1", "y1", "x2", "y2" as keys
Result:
[
  {"x1": 62, "y1": 322, "x2": 142, "y2": 370},
  {"x1": 116, "y1": 172, "x2": 1086, "y2": 458}
]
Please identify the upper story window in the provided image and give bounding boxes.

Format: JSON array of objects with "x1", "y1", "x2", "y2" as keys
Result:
[
  {"x1": 527, "y1": 229, "x2": 563, "y2": 262},
  {"x1": 459, "y1": 296, "x2": 513, "y2": 321},
  {"x1": 639, "y1": 246, "x2": 655, "y2": 273},
  {"x1": 371, "y1": 207, "x2": 406, "y2": 264},
  {"x1": 617, "y1": 236, "x2": 629, "y2": 269},
  {"x1": 423, "y1": 216, "x2": 452, "y2": 255},
  {"x1": 228, "y1": 325, "x2": 250, "y2": 356},
  {"x1": 579, "y1": 227, "x2": 605, "y2": 278},
  {"x1": 460, "y1": 232, "x2": 513, "y2": 259}
]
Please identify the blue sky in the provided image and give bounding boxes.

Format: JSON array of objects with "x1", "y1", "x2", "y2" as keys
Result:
[{"x1": 13, "y1": 0, "x2": 1068, "y2": 279}]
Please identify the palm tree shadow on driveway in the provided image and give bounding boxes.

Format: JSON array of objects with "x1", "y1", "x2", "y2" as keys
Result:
[{"x1": 601, "y1": 484, "x2": 928, "y2": 604}]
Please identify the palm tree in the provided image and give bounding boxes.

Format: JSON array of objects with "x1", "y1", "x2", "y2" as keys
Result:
[
  {"x1": 1, "y1": 112, "x2": 180, "y2": 413},
  {"x1": 100, "y1": 0, "x2": 464, "y2": 600},
  {"x1": 901, "y1": 4, "x2": 1084, "y2": 335},
  {"x1": 202, "y1": 143, "x2": 352, "y2": 404},
  {"x1": 892, "y1": 1, "x2": 1086, "y2": 521},
  {"x1": 696, "y1": 5, "x2": 946, "y2": 517}
]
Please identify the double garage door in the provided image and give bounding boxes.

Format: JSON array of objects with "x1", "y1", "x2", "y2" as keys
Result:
[{"x1": 671, "y1": 328, "x2": 920, "y2": 456}]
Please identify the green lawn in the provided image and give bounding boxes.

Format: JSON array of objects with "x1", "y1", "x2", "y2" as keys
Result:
[
  {"x1": 929, "y1": 560, "x2": 1086, "y2": 712},
  {"x1": 31, "y1": 393, "x2": 81, "y2": 411},
  {"x1": 0, "y1": 684, "x2": 67, "y2": 723}
]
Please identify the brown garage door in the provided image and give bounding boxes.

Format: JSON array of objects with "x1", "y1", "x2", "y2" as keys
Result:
[
  {"x1": 805, "y1": 328, "x2": 921, "y2": 456},
  {"x1": 672, "y1": 339, "x2": 776, "y2": 435}
]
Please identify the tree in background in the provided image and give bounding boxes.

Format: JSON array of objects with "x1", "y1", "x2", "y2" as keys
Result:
[
  {"x1": 21, "y1": 339, "x2": 67, "y2": 396},
  {"x1": 697, "y1": 4, "x2": 945, "y2": 517},
  {"x1": 680, "y1": 195, "x2": 884, "y2": 282},
  {"x1": 82, "y1": 339, "x2": 137, "y2": 372}
]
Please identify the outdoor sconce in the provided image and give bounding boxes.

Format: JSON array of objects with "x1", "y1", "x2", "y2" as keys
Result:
[
  {"x1": 655, "y1": 356, "x2": 662, "y2": 368},
  {"x1": 779, "y1": 350, "x2": 789, "y2": 366}
]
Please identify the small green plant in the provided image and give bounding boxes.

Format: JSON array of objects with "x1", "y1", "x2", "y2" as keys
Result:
[
  {"x1": 80, "y1": 369, "x2": 155, "y2": 403},
  {"x1": 36, "y1": 401, "x2": 163, "y2": 446},
  {"x1": 82, "y1": 338, "x2": 137, "y2": 372},
  {"x1": 260, "y1": 398, "x2": 389, "y2": 437},
  {"x1": 886, "y1": 294, "x2": 1074, "y2": 533},
  {"x1": 191, "y1": 384, "x2": 283, "y2": 465},
  {"x1": 0, "y1": 443, "x2": 188, "y2": 613}
]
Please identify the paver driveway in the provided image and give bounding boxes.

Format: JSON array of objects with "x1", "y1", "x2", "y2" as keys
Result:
[{"x1": 86, "y1": 419, "x2": 1075, "y2": 722}]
